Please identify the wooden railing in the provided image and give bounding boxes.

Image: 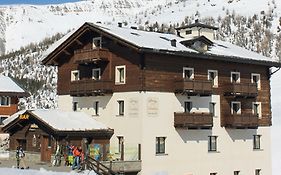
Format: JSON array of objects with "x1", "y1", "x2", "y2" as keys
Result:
[
  {"x1": 83, "y1": 156, "x2": 116, "y2": 175},
  {"x1": 224, "y1": 114, "x2": 259, "y2": 128},
  {"x1": 224, "y1": 83, "x2": 258, "y2": 98},
  {"x1": 70, "y1": 79, "x2": 113, "y2": 96},
  {"x1": 174, "y1": 112, "x2": 213, "y2": 129},
  {"x1": 174, "y1": 79, "x2": 213, "y2": 95},
  {"x1": 74, "y1": 48, "x2": 110, "y2": 64}
]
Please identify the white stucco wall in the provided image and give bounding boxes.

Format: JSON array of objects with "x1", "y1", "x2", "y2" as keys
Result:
[{"x1": 58, "y1": 92, "x2": 271, "y2": 175}]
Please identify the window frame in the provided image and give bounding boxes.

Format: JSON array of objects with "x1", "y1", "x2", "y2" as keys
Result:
[
  {"x1": 117, "y1": 136, "x2": 124, "y2": 153},
  {"x1": 209, "y1": 102, "x2": 216, "y2": 117},
  {"x1": 73, "y1": 102, "x2": 78, "y2": 112},
  {"x1": 255, "y1": 169, "x2": 261, "y2": 175},
  {"x1": 183, "y1": 67, "x2": 194, "y2": 80},
  {"x1": 234, "y1": 171, "x2": 240, "y2": 175},
  {"x1": 94, "y1": 101, "x2": 99, "y2": 116},
  {"x1": 156, "y1": 137, "x2": 166, "y2": 155},
  {"x1": 208, "y1": 70, "x2": 218, "y2": 87},
  {"x1": 0, "y1": 96, "x2": 11, "y2": 106},
  {"x1": 253, "y1": 135, "x2": 261, "y2": 150},
  {"x1": 115, "y1": 65, "x2": 126, "y2": 84},
  {"x1": 231, "y1": 101, "x2": 241, "y2": 115},
  {"x1": 71, "y1": 70, "x2": 80, "y2": 82},
  {"x1": 117, "y1": 100, "x2": 125, "y2": 116},
  {"x1": 208, "y1": 136, "x2": 217, "y2": 152},
  {"x1": 92, "y1": 68, "x2": 101, "y2": 80},
  {"x1": 251, "y1": 73, "x2": 261, "y2": 90},
  {"x1": 184, "y1": 101, "x2": 192, "y2": 113},
  {"x1": 185, "y1": 30, "x2": 192, "y2": 35},
  {"x1": 252, "y1": 102, "x2": 262, "y2": 119},
  {"x1": 92, "y1": 37, "x2": 102, "y2": 49},
  {"x1": 231, "y1": 71, "x2": 240, "y2": 83}
]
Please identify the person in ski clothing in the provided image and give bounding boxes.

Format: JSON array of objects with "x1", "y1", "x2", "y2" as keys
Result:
[
  {"x1": 16, "y1": 145, "x2": 27, "y2": 169},
  {"x1": 66, "y1": 144, "x2": 74, "y2": 166},
  {"x1": 72, "y1": 146, "x2": 83, "y2": 170}
]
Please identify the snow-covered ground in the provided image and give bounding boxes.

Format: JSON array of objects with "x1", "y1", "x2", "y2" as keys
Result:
[
  {"x1": 270, "y1": 69, "x2": 281, "y2": 175},
  {"x1": 0, "y1": 168, "x2": 96, "y2": 175}
]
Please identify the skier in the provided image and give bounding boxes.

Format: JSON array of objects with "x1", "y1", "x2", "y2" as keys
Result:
[
  {"x1": 72, "y1": 146, "x2": 83, "y2": 170},
  {"x1": 16, "y1": 145, "x2": 27, "y2": 169}
]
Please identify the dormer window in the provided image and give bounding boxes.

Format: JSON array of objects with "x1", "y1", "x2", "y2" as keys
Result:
[
  {"x1": 231, "y1": 72, "x2": 240, "y2": 83},
  {"x1": 71, "y1": 70, "x2": 80, "y2": 81},
  {"x1": 92, "y1": 37, "x2": 102, "y2": 49},
  {"x1": 92, "y1": 68, "x2": 101, "y2": 80},
  {"x1": 183, "y1": 67, "x2": 194, "y2": 80},
  {"x1": 186, "y1": 30, "x2": 192, "y2": 35}
]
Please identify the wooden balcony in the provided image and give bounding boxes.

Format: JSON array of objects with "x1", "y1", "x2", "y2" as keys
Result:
[
  {"x1": 174, "y1": 112, "x2": 213, "y2": 129},
  {"x1": 224, "y1": 114, "x2": 259, "y2": 129},
  {"x1": 74, "y1": 48, "x2": 109, "y2": 64},
  {"x1": 70, "y1": 79, "x2": 113, "y2": 96},
  {"x1": 174, "y1": 79, "x2": 213, "y2": 95},
  {"x1": 224, "y1": 83, "x2": 258, "y2": 98}
]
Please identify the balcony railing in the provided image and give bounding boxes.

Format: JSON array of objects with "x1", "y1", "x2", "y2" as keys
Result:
[
  {"x1": 223, "y1": 114, "x2": 259, "y2": 129},
  {"x1": 70, "y1": 79, "x2": 113, "y2": 96},
  {"x1": 224, "y1": 83, "x2": 258, "y2": 98},
  {"x1": 174, "y1": 79, "x2": 213, "y2": 95},
  {"x1": 174, "y1": 112, "x2": 213, "y2": 129},
  {"x1": 74, "y1": 48, "x2": 110, "y2": 64}
]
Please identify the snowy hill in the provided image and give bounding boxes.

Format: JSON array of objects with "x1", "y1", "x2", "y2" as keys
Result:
[{"x1": 0, "y1": 0, "x2": 281, "y2": 55}]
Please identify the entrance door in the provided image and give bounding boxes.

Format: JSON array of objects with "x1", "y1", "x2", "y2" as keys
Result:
[{"x1": 41, "y1": 135, "x2": 52, "y2": 162}]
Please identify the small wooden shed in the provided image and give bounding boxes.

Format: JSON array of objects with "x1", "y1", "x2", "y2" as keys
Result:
[{"x1": 2, "y1": 109, "x2": 113, "y2": 162}]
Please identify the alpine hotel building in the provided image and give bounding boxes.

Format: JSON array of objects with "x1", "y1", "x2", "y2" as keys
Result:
[{"x1": 41, "y1": 21, "x2": 280, "y2": 175}]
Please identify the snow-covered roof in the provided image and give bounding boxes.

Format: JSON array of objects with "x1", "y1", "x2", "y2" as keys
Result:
[
  {"x1": 0, "y1": 75, "x2": 26, "y2": 93},
  {"x1": 31, "y1": 109, "x2": 109, "y2": 131},
  {"x1": 3, "y1": 109, "x2": 110, "y2": 131},
  {"x1": 41, "y1": 22, "x2": 280, "y2": 66}
]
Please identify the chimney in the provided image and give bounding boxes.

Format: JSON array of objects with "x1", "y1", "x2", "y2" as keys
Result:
[
  {"x1": 118, "y1": 22, "x2": 122, "y2": 27},
  {"x1": 171, "y1": 39, "x2": 177, "y2": 47}
]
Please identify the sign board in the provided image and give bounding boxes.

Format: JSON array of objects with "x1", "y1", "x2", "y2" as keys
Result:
[{"x1": 19, "y1": 114, "x2": 29, "y2": 120}]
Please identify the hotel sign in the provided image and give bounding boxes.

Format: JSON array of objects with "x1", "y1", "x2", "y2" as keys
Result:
[{"x1": 19, "y1": 114, "x2": 29, "y2": 120}]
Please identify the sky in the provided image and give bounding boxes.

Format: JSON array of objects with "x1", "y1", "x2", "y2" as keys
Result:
[{"x1": 0, "y1": 0, "x2": 81, "y2": 5}]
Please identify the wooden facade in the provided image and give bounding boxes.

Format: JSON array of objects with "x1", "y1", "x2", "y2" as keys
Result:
[
  {"x1": 3, "y1": 111, "x2": 113, "y2": 162},
  {"x1": 42, "y1": 23, "x2": 279, "y2": 129}
]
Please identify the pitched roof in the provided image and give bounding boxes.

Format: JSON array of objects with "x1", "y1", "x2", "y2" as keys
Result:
[
  {"x1": 41, "y1": 22, "x2": 280, "y2": 67},
  {"x1": 0, "y1": 75, "x2": 29, "y2": 97}
]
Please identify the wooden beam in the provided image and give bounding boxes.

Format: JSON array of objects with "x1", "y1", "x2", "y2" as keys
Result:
[
  {"x1": 75, "y1": 39, "x2": 83, "y2": 45},
  {"x1": 63, "y1": 50, "x2": 71, "y2": 55}
]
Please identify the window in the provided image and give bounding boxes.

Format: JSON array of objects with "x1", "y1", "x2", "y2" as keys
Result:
[
  {"x1": 0, "y1": 116, "x2": 7, "y2": 125},
  {"x1": 0, "y1": 96, "x2": 10, "y2": 106},
  {"x1": 186, "y1": 30, "x2": 192, "y2": 35},
  {"x1": 184, "y1": 101, "x2": 192, "y2": 113},
  {"x1": 209, "y1": 102, "x2": 216, "y2": 116},
  {"x1": 48, "y1": 135, "x2": 52, "y2": 148},
  {"x1": 92, "y1": 37, "x2": 102, "y2": 49},
  {"x1": 156, "y1": 137, "x2": 166, "y2": 154},
  {"x1": 253, "y1": 135, "x2": 261, "y2": 149},
  {"x1": 252, "y1": 73, "x2": 261, "y2": 90},
  {"x1": 208, "y1": 136, "x2": 217, "y2": 152},
  {"x1": 231, "y1": 72, "x2": 240, "y2": 83},
  {"x1": 253, "y1": 102, "x2": 262, "y2": 119},
  {"x1": 234, "y1": 171, "x2": 240, "y2": 175},
  {"x1": 255, "y1": 169, "x2": 261, "y2": 175},
  {"x1": 71, "y1": 70, "x2": 79, "y2": 81},
  {"x1": 73, "y1": 102, "x2": 78, "y2": 112},
  {"x1": 231, "y1": 101, "x2": 241, "y2": 115},
  {"x1": 92, "y1": 68, "x2": 101, "y2": 80},
  {"x1": 208, "y1": 70, "x2": 218, "y2": 87},
  {"x1": 115, "y1": 65, "x2": 126, "y2": 84},
  {"x1": 118, "y1": 100, "x2": 124, "y2": 116},
  {"x1": 183, "y1": 67, "x2": 194, "y2": 80},
  {"x1": 210, "y1": 173, "x2": 217, "y2": 175},
  {"x1": 94, "y1": 101, "x2": 99, "y2": 115},
  {"x1": 117, "y1": 136, "x2": 124, "y2": 153}
]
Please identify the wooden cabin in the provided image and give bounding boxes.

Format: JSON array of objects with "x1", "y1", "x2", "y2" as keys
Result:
[{"x1": 2, "y1": 110, "x2": 113, "y2": 162}]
